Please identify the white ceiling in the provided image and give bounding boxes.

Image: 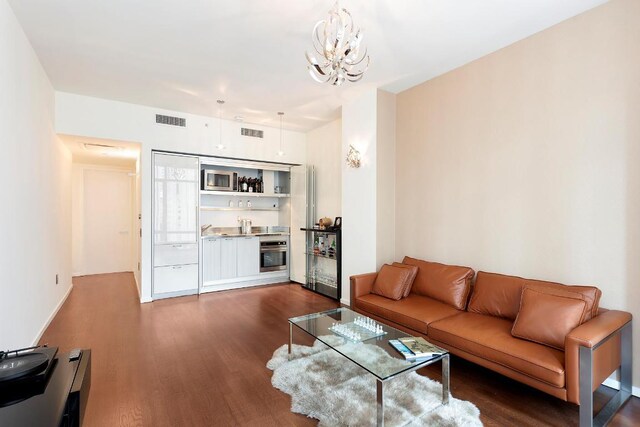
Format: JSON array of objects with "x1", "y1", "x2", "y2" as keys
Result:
[{"x1": 9, "y1": 0, "x2": 607, "y2": 132}]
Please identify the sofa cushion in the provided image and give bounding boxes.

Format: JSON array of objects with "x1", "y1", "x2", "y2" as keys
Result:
[
  {"x1": 355, "y1": 293, "x2": 461, "y2": 335},
  {"x1": 429, "y1": 312, "x2": 566, "y2": 388},
  {"x1": 468, "y1": 271, "x2": 601, "y2": 321},
  {"x1": 402, "y1": 257, "x2": 474, "y2": 310},
  {"x1": 371, "y1": 264, "x2": 410, "y2": 300},
  {"x1": 392, "y1": 262, "x2": 419, "y2": 297},
  {"x1": 512, "y1": 287, "x2": 587, "y2": 350}
]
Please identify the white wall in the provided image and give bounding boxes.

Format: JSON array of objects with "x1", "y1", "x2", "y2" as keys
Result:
[
  {"x1": 341, "y1": 89, "x2": 398, "y2": 305},
  {"x1": 396, "y1": 0, "x2": 640, "y2": 390},
  {"x1": 55, "y1": 92, "x2": 306, "y2": 302},
  {"x1": 0, "y1": 0, "x2": 72, "y2": 347},
  {"x1": 306, "y1": 119, "x2": 342, "y2": 219},
  {"x1": 71, "y1": 163, "x2": 136, "y2": 276}
]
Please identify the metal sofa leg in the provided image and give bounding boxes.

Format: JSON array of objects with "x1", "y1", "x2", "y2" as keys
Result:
[{"x1": 579, "y1": 322, "x2": 632, "y2": 427}]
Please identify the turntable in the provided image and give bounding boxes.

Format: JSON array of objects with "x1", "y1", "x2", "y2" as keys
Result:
[
  {"x1": 0, "y1": 345, "x2": 58, "y2": 384},
  {"x1": 0, "y1": 345, "x2": 91, "y2": 426}
]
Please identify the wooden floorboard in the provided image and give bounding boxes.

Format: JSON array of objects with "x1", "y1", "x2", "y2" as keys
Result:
[{"x1": 40, "y1": 272, "x2": 639, "y2": 426}]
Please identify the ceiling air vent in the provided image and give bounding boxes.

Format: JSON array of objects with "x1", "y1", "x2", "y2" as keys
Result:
[
  {"x1": 241, "y1": 127, "x2": 264, "y2": 139},
  {"x1": 156, "y1": 114, "x2": 186, "y2": 127}
]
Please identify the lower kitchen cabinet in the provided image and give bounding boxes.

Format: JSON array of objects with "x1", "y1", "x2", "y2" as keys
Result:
[
  {"x1": 220, "y1": 238, "x2": 238, "y2": 279},
  {"x1": 236, "y1": 236, "x2": 260, "y2": 277},
  {"x1": 154, "y1": 264, "x2": 198, "y2": 294},
  {"x1": 202, "y1": 238, "x2": 221, "y2": 282}
]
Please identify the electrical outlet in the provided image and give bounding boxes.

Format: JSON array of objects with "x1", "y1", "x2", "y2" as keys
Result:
[{"x1": 55, "y1": 274, "x2": 59, "y2": 285}]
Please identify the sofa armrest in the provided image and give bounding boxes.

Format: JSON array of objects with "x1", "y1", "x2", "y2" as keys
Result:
[
  {"x1": 350, "y1": 273, "x2": 377, "y2": 303},
  {"x1": 565, "y1": 310, "x2": 632, "y2": 404}
]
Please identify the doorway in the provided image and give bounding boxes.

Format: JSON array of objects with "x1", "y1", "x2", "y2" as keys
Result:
[{"x1": 64, "y1": 136, "x2": 141, "y2": 286}]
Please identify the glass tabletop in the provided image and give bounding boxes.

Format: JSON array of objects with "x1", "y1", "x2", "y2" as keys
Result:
[{"x1": 288, "y1": 307, "x2": 447, "y2": 381}]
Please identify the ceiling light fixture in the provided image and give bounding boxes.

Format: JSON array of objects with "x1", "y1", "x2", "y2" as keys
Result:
[
  {"x1": 216, "y1": 99, "x2": 225, "y2": 150},
  {"x1": 277, "y1": 112, "x2": 285, "y2": 157},
  {"x1": 305, "y1": 1, "x2": 370, "y2": 86}
]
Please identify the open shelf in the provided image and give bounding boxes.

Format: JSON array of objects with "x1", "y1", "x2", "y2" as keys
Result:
[
  {"x1": 305, "y1": 252, "x2": 337, "y2": 261},
  {"x1": 200, "y1": 190, "x2": 290, "y2": 198},
  {"x1": 200, "y1": 206, "x2": 279, "y2": 212}
]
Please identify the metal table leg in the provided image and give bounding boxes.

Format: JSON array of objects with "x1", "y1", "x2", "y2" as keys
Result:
[
  {"x1": 377, "y1": 379, "x2": 384, "y2": 427},
  {"x1": 442, "y1": 353, "x2": 450, "y2": 405},
  {"x1": 288, "y1": 322, "x2": 292, "y2": 360}
]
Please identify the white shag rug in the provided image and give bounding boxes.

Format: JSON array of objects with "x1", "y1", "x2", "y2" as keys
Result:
[{"x1": 267, "y1": 337, "x2": 482, "y2": 426}]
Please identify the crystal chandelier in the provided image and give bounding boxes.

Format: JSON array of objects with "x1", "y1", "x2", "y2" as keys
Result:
[{"x1": 305, "y1": 1, "x2": 370, "y2": 86}]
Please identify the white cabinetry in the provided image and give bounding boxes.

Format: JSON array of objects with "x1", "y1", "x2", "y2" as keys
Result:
[
  {"x1": 202, "y1": 238, "x2": 221, "y2": 282},
  {"x1": 201, "y1": 236, "x2": 262, "y2": 287},
  {"x1": 154, "y1": 264, "x2": 199, "y2": 294},
  {"x1": 236, "y1": 236, "x2": 260, "y2": 277},
  {"x1": 153, "y1": 153, "x2": 199, "y2": 298},
  {"x1": 220, "y1": 238, "x2": 238, "y2": 280}
]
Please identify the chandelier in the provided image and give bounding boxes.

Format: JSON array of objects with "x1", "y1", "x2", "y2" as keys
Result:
[{"x1": 305, "y1": 1, "x2": 370, "y2": 86}]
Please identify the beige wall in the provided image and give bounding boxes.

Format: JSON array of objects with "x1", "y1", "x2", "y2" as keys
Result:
[
  {"x1": 376, "y1": 90, "x2": 397, "y2": 269},
  {"x1": 396, "y1": 0, "x2": 640, "y2": 390}
]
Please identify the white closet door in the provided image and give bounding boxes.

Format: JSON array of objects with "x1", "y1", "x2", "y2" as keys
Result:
[{"x1": 153, "y1": 153, "x2": 199, "y2": 245}]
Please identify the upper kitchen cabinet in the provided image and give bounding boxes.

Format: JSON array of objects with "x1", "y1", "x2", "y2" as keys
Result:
[{"x1": 153, "y1": 153, "x2": 199, "y2": 244}]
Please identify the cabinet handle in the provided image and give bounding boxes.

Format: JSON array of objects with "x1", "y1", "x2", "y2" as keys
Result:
[{"x1": 172, "y1": 266, "x2": 183, "y2": 270}]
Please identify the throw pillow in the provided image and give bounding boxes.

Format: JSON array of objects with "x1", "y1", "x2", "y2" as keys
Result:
[
  {"x1": 511, "y1": 287, "x2": 587, "y2": 350},
  {"x1": 391, "y1": 262, "x2": 419, "y2": 297},
  {"x1": 402, "y1": 257, "x2": 475, "y2": 310},
  {"x1": 372, "y1": 264, "x2": 411, "y2": 301}
]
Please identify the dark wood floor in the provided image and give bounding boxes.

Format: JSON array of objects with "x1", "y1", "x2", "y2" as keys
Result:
[{"x1": 41, "y1": 273, "x2": 638, "y2": 426}]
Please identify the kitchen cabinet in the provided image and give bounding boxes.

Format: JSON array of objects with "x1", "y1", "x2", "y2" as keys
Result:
[
  {"x1": 153, "y1": 153, "x2": 199, "y2": 245},
  {"x1": 236, "y1": 236, "x2": 260, "y2": 277},
  {"x1": 202, "y1": 238, "x2": 221, "y2": 282},
  {"x1": 154, "y1": 243, "x2": 198, "y2": 267},
  {"x1": 152, "y1": 152, "x2": 199, "y2": 298},
  {"x1": 220, "y1": 238, "x2": 238, "y2": 279},
  {"x1": 154, "y1": 264, "x2": 199, "y2": 294}
]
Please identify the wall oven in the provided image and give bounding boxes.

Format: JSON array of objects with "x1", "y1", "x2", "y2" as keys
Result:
[
  {"x1": 202, "y1": 169, "x2": 237, "y2": 192},
  {"x1": 260, "y1": 237, "x2": 288, "y2": 272}
]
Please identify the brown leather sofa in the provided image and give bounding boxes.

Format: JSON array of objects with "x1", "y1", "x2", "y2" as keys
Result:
[{"x1": 351, "y1": 256, "x2": 633, "y2": 426}]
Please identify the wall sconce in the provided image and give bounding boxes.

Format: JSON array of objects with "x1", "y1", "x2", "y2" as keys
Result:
[{"x1": 346, "y1": 145, "x2": 361, "y2": 168}]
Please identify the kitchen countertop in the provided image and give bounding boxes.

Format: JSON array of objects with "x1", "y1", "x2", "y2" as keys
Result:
[
  {"x1": 201, "y1": 232, "x2": 290, "y2": 238},
  {"x1": 201, "y1": 225, "x2": 290, "y2": 238}
]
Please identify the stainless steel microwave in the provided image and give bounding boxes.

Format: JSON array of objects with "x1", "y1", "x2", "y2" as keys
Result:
[{"x1": 202, "y1": 169, "x2": 238, "y2": 191}]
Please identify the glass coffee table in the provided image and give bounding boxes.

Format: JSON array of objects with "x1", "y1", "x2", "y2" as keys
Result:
[{"x1": 288, "y1": 307, "x2": 449, "y2": 426}]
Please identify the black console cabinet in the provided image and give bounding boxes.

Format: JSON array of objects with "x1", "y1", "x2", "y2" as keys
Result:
[{"x1": 0, "y1": 349, "x2": 91, "y2": 427}]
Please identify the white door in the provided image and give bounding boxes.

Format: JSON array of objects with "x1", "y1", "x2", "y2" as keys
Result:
[{"x1": 83, "y1": 169, "x2": 132, "y2": 275}]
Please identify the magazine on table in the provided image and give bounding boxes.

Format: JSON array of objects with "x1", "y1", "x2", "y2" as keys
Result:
[
  {"x1": 398, "y1": 337, "x2": 444, "y2": 358},
  {"x1": 389, "y1": 337, "x2": 444, "y2": 361}
]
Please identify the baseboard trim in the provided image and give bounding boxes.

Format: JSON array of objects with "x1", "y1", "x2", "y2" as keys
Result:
[
  {"x1": 32, "y1": 283, "x2": 73, "y2": 346},
  {"x1": 340, "y1": 297, "x2": 351, "y2": 307},
  {"x1": 140, "y1": 296, "x2": 153, "y2": 303},
  {"x1": 602, "y1": 378, "x2": 640, "y2": 398}
]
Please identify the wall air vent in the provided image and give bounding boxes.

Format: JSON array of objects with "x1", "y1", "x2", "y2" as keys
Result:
[
  {"x1": 155, "y1": 114, "x2": 186, "y2": 127},
  {"x1": 241, "y1": 127, "x2": 264, "y2": 139}
]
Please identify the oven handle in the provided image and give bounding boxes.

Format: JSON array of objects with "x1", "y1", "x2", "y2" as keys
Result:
[{"x1": 260, "y1": 247, "x2": 287, "y2": 253}]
